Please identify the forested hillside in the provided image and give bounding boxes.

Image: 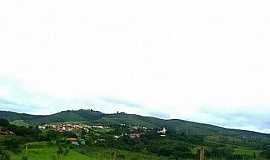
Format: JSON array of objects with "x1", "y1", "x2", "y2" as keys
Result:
[
  {"x1": 1, "y1": 109, "x2": 270, "y2": 159},
  {"x1": 1, "y1": 109, "x2": 270, "y2": 149}
]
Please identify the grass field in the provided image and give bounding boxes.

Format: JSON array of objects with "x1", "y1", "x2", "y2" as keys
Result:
[
  {"x1": 78, "y1": 146, "x2": 165, "y2": 160},
  {"x1": 10, "y1": 120, "x2": 30, "y2": 127},
  {"x1": 234, "y1": 147, "x2": 261, "y2": 157},
  {"x1": 8, "y1": 142, "x2": 165, "y2": 160}
]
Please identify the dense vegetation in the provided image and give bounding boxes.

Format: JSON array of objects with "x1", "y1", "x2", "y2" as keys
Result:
[{"x1": 1, "y1": 109, "x2": 270, "y2": 159}]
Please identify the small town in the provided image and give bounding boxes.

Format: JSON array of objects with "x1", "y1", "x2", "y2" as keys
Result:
[
  {"x1": 36, "y1": 122, "x2": 168, "y2": 147},
  {"x1": 38, "y1": 123, "x2": 95, "y2": 133}
]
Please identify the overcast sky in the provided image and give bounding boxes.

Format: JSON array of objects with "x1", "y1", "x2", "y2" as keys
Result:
[{"x1": 1, "y1": 0, "x2": 270, "y2": 133}]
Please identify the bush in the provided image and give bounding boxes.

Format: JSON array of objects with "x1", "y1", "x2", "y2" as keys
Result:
[
  {"x1": 3, "y1": 138, "x2": 21, "y2": 153},
  {"x1": 116, "y1": 154, "x2": 125, "y2": 160},
  {"x1": 260, "y1": 149, "x2": 270, "y2": 159},
  {"x1": 0, "y1": 150, "x2": 10, "y2": 160},
  {"x1": 0, "y1": 119, "x2": 9, "y2": 127},
  {"x1": 21, "y1": 155, "x2": 28, "y2": 160}
]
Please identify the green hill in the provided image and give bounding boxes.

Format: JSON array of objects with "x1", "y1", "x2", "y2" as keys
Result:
[
  {"x1": 1, "y1": 109, "x2": 270, "y2": 149},
  {"x1": 0, "y1": 109, "x2": 104, "y2": 125}
]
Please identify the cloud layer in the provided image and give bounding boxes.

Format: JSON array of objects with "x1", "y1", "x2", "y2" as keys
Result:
[{"x1": 1, "y1": 0, "x2": 270, "y2": 133}]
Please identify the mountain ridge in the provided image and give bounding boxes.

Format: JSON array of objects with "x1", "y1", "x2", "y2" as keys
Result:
[{"x1": 0, "y1": 109, "x2": 269, "y2": 135}]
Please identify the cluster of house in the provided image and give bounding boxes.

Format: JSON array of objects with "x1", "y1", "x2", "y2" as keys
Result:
[
  {"x1": 38, "y1": 123, "x2": 107, "y2": 133},
  {"x1": 128, "y1": 126, "x2": 167, "y2": 139},
  {"x1": 38, "y1": 123, "x2": 90, "y2": 133},
  {"x1": 0, "y1": 127, "x2": 14, "y2": 135},
  {"x1": 38, "y1": 122, "x2": 168, "y2": 146},
  {"x1": 128, "y1": 126, "x2": 146, "y2": 139}
]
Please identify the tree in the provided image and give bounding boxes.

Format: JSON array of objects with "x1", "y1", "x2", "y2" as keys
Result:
[
  {"x1": 116, "y1": 154, "x2": 125, "y2": 160},
  {"x1": 114, "y1": 152, "x2": 125, "y2": 160},
  {"x1": 3, "y1": 138, "x2": 21, "y2": 153},
  {"x1": 86, "y1": 134, "x2": 95, "y2": 146},
  {"x1": 21, "y1": 155, "x2": 28, "y2": 160},
  {"x1": 45, "y1": 130, "x2": 61, "y2": 142},
  {"x1": 0, "y1": 151, "x2": 10, "y2": 160},
  {"x1": 56, "y1": 146, "x2": 64, "y2": 160},
  {"x1": 206, "y1": 146, "x2": 233, "y2": 160},
  {"x1": 253, "y1": 152, "x2": 256, "y2": 159},
  {"x1": 56, "y1": 144, "x2": 69, "y2": 160},
  {"x1": 0, "y1": 119, "x2": 9, "y2": 127},
  {"x1": 260, "y1": 148, "x2": 270, "y2": 159}
]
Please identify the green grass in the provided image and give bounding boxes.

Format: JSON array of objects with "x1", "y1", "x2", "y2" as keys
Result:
[
  {"x1": 0, "y1": 135, "x2": 9, "y2": 142},
  {"x1": 78, "y1": 146, "x2": 166, "y2": 160},
  {"x1": 9, "y1": 142, "x2": 164, "y2": 160},
  {"x1": 10, "y1": 120, "x2": 30, "y2": 127},
  {"x1": 234, "y1": 147, "x2": 261, "y2": 156},
  {"x1": 93, "y1": 128, "x2": 114, "y2": 134},
  {"x1": 10, "y1": 142, "x2": 91, "y2": 160}
]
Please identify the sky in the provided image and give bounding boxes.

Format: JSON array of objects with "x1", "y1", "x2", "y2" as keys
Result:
[{"x1": 0, "y1": 0, "x2": 270, "y2": 133}]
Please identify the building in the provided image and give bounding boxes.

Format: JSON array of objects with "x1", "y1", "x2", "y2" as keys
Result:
[
  {"x1": 129, "y1": 133, "x2": 141, "y2": 139},
  {"x1": 0, "y1": 127, "x2": 14, "y2": 135},
  {"x1": 66, "y1": 138, "x2": 79, "y2": 146},
  {"x1": 157, "y1": 127, "x2": 167, "y2": 135}
]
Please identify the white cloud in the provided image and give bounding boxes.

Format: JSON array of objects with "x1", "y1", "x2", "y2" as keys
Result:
[
  {"x1": 1, "y1": 0, "x2": 270, "y2": 132},
  {"x1": 0, "y1": 88, "x2": 9, "y2": 97}
]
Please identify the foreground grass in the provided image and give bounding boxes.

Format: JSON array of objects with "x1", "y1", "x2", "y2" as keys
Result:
[
  {"x1": 9, "y1": 142, "x2": 164, "y2": 160},
  {"x1": 10, "y1": 142, "x2": 89, "y2": 160},
  {"x1": 77, "y1": 146, "x2": 166, "y2": 160},
  {"x1": 6, "y1": 141, "x2": 261, "y2": 160},
  {"x1": 234, "y1": 147, "x2": 261, "y2": 157}
]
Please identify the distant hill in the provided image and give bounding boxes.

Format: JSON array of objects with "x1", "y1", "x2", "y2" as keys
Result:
[
  {"x1": 0, "y1": 109, "x2": 104, "y2": 124},
  {"x1": 1, "y1": 109, "x2": 270, "y2": 148}
]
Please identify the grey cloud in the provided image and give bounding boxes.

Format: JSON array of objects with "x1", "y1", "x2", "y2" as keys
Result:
[
  {"x1": 0, "y1": 98, "x2": 19, "y2": 106},
  {"x1": 0, "y1": 98, "x2": 39, "y2": 113},
  {"x1": 199, "y1": 106, "x2": 270, "y2": 132},
  {"x1": 149, "y1": 112, "x2": 171, "y2": 119}
]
